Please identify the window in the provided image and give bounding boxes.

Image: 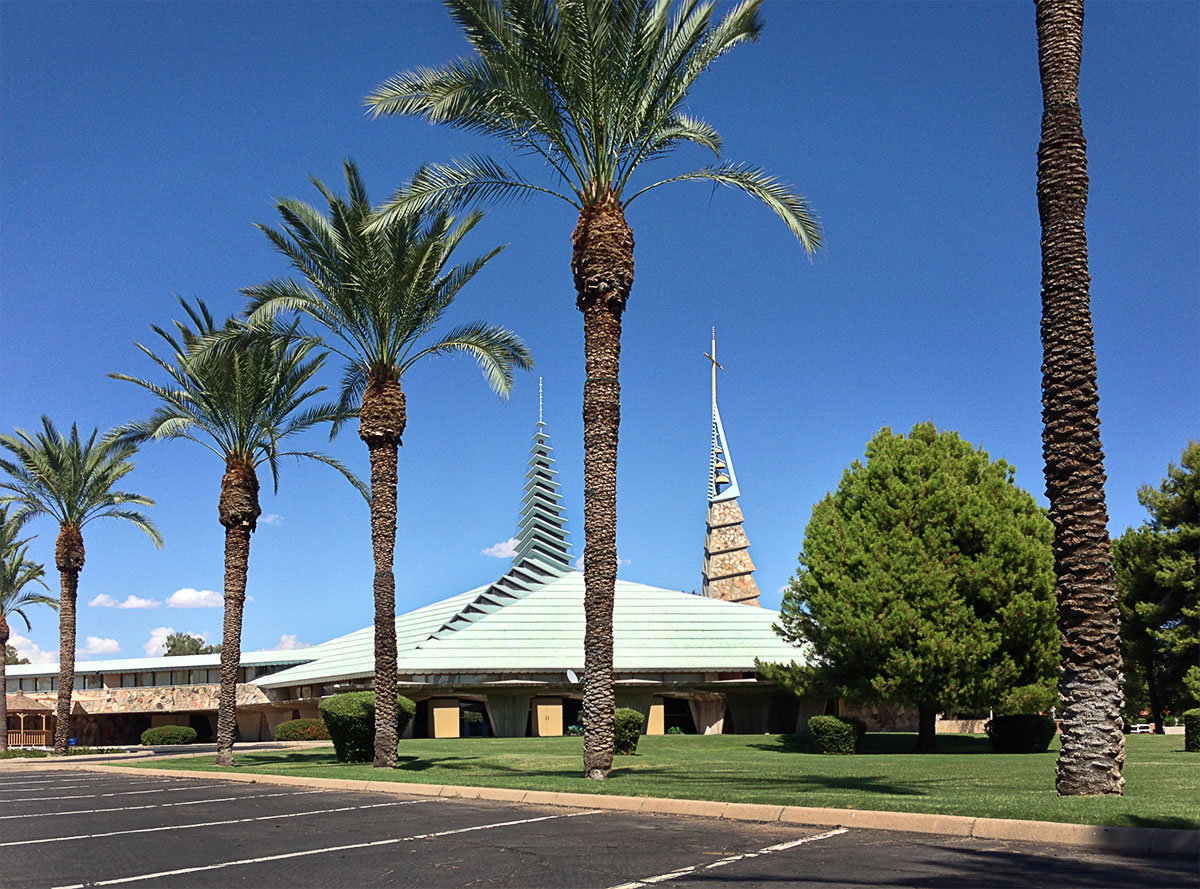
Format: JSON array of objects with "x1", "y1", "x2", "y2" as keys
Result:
[
  {"x1": 154, "y1": 672, "x2": 172, "y2": 687},
  {"x1": 122, "y1": 674, "x2": 137, "y2": 688},
  {"x1": 136, "y1": 672, "x2": 154, "y2": 688},
  {"x1": 188, "y1": 670, "x2": 207, "y2": 685},
  {"x1": 35, "y1": 676, "x2": 53, "y2": 691},
  {"x1": 85, "y1": 675, "x2": 102, "y2": 690},
  {"x1": 172, "y1": 671, "x2": 188, "y2": 686},
  {"x1": 4, "y1": 679, "x2": 17, "y2": 693}
]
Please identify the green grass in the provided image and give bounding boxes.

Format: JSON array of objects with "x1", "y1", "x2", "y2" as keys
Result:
[
  {"x1": 1, "y1": 746, "x2": 122, "y2": 759},
  {"x1": 120, "y1": 733, "x2": 1198, "y2": 830}
]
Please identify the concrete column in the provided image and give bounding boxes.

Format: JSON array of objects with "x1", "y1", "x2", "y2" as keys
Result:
[
  {"x1": 647, "y1": 698, "x2": 665, "y2": 735},
  {"x1": 727, "y1": 693, "x2": 771, "y2": 734},
  {"x1": 485, "y1": 694, "x2": 531, "y2": 738},
  {"x1": 615, "y1": 691, "x2": 654, "y2": 732},
  {"x1": 688, "y1": 694, "x2": 726, "y2": 735}
]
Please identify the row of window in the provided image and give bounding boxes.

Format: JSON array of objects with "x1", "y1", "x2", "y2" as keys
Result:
[{"x1": 4, "y1": 665, "x2": 282, "y2": 694}]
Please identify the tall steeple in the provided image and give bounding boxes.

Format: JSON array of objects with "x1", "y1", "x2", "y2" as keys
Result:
[
  {"x1": 702, "y1": 330, "x2": 760, "y2": 606},
  {"x1": 511, "y1": 378, "x2": 573, "y2": 572}
]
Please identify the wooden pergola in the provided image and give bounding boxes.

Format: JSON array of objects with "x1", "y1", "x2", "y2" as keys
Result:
[{"x1": 6, "y1": 693, "x2": 53, "y2": 747}]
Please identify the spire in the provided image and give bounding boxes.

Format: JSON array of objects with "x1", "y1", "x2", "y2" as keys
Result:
[
  {"x1": 511, "y1": 378, "x2": 573, "y2": 572},
  {"x1": 702, "y1": 330, "x2": 760, "y2": 606}
]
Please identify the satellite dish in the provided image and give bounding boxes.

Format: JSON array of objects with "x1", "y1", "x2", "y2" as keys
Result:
[{"x1": 566, "y1": 669, "x2": 579, "y2": 684}]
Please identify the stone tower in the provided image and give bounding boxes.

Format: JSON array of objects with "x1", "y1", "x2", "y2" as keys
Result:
[{"x1": 701, "y1": 330, "x2": 760, "y2": 606}]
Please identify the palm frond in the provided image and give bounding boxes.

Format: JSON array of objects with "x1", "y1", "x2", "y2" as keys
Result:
[
  {"x1": 626, "y1": 162, "x2": 822, "y2": 255},
  {"x1": 401, "y1": 323, "x2": 535, "y2": 397}
]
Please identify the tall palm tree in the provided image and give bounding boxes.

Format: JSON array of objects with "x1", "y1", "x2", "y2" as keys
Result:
[
  {"x1": 112, "y1": 299, "x2": 364, "y2": 766},
  {"x1": 244, "y1": 160, "x2": 533, "y2": 768},
  {"x1": 1035, "y1": 0, "x2": 1124, "y2": 796},
  {"x1": 0, "y1": 420, "x2": 161, "y2": 755},
  {"x1": 1, "y1": 507, "x2": 58, "y2": 753},
  {"x1": 364, "y1": 0, "x2": 821, "y2": 778}
]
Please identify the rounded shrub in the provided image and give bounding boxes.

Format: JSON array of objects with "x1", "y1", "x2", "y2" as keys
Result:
[
  {"x1": 318, "y1": 692, "x2": 416, "y2": 763},
  {"x1": 613, "y1": 707, "x2": 644, "y2": 755},
  {"x1": 666, "y1": 725, "x2": 684, "y2": 735},
  {"x1": 140, "y1": 725, "x2": 197, "y2": 746},
  {"x1": 274, "y1": 718, "x2": 331, "y2": 742},
  {"x1": 1184, "y1": 708, "x2": 1200, "y2": 753},
  {"x1": 808, "y1": 715, "x2": 857, "y2": 754},
  {"x1": 984, "y1": 714, "x2": 1057, "y2": 753}
]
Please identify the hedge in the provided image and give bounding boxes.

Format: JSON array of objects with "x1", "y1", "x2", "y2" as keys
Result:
[
  {"x1": 985, "y1": 714, "x2": 1057, "y2": 753},
  {"x1": 614, "y1": 707, "x2": 644, "y2": 755},
  {"x1": 1184, "y1": 708, "x2": 1200, "y2": 753},
  {"x1": 808, "y1": 715, "x2": 857, "y2": 754},
  {"x1": 274, "y1": 718, "x2": 331, "y2": 742},
  {"x1": 318, "y1": 692, "x2": 416, "y2": 763},
  {"x1": 140, "y1": 725, "x2": 197, "y2": 746}
]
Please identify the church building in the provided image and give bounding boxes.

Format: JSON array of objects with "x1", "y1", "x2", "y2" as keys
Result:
[{"x1": 6, "y1": 348, "x2": 810, "y2": 746}]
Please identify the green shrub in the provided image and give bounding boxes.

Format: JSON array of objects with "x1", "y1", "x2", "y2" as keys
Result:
[
  {"x1": 984, "y1": 714, "x2": 1057, "y2": 753},
  {"x1": 318, "y1": 692, "x2": 416, "y2": 763},
  {"x1": 1184, "y1": 708, "x2": 1200, "y2": 753},
  {"x1": 140, "y1": 725, "x2": 197, "y2": 746},
  {"x1": 565, "y1": 723, "x2": 584, "y2": 736},
  {"x1": 998, "y1": 683, "x2": 1058, "y2": 716},
  {"x1": 808, "y1": 715, "x2": 857, "y2": 754},
  {"x1": 666, "y1": 725, "x2": 684, "y2": 735},
  {"x1": 614, "y1": 707, "x2": 644, "y2": 755},
  {"x1": 274, "y1": 718, "x2": 331, "y2": 742},
  {"x1": 843, "y1": 717, "x2": 868, "y2": 743}
]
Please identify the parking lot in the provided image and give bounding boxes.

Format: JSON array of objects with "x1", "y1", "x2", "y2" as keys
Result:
[{"x1": 0, "y1": 768, "x2": 1193, "y2": 888}]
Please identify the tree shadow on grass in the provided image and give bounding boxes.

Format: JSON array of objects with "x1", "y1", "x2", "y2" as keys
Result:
[{"x1": 752, "y1": 733, "x2": 997, "y2": 756}]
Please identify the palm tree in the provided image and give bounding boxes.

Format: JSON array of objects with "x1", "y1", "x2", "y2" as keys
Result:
[
  {"x1": 1034, "y1": 0, "x2": 1125, "y2": 796},
  {"x1": 0, "y1": 420, "x2": 161, "y2": 755},
  {"x1": 1, "y1": 507, "x2": 58, "y2": 753},
  {"x1": 244, "y1": 160, "x2": 533, "y2": 768},
  {"x1": 112, "y1": 299, "x2": 364, "y2": 766},
  {"x1": 364, "y1": 0, "x2": 821, "y2": 778}
]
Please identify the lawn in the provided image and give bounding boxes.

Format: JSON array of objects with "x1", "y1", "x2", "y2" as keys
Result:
[{"x1": 123, "y1": 733, "x2": 1197, "y2": 830}]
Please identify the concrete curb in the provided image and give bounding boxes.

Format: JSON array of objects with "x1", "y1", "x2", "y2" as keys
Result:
[{"x1": 64, "y1": 762, "x2": 1197, "y2": 857}]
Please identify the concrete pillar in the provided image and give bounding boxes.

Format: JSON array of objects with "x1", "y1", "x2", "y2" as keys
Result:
[
  {"x1": 688, "y1": 694, "x2": 726, "y2": 735},
  {"x1": 615, "y1": 691, "x2": 654, "y2": 733},
  {"x1": 532, "y1": 697, "x2": 563, "y2": 737},
  {"x1": 727, "y1": 693, "x2": 771, "y2": 734},
  {"x1": 647, "y1": 698, "x2": 665, "y2": 736},
  {"x1": 429, "y1": 699, "x2": 460, "y2": 739},
  {"x1": 485, "y1": 694, "x2": 531, "y2": 738}
]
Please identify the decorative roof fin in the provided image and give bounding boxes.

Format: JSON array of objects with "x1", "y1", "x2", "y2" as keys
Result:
[{"x1": 511, "y1": 379, "x2": 573, "y2": 573}]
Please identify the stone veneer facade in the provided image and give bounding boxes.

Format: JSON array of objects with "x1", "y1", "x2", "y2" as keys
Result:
[{"x1": 702, "y1": 499, "x2": 760, "y2": 606}]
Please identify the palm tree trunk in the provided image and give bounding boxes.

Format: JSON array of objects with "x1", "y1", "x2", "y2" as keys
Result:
[
  {"x1": 1035, "y1": 0, "x2": 1125, "y2": 796},
  {"x1": 215, "y1": 461, "x2": 260, "y2": 767},
  {"x1": 360, "y1": 378, "x2": 406, "y2": 769},
  {"x1": 572, "y1": 198, "x2": 634, "y2": 780},
  {"x1": 53, "y1": 525, "x2": 84, "y2": 756},
  {"x1": 1, "y1": 615, "x2": 9, "y2": 753}
]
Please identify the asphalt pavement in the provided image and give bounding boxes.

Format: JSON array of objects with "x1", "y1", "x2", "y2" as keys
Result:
[{"x1": 0, "y1": 768, "x2": 1194, "y2": 888}]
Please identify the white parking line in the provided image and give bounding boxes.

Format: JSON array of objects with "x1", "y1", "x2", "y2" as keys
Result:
[
  {"x1": 2, "y1": 798, "x2": 436, "y2": 846},
  {"x1": 4, "y1": 783, "x2": 228, "y2": 802},
  {"x1": 0, "y1": 778, "x2": 172, "y2": 793},
  {"x1": 0, "y1": 789, "x2": 324, "y2": 819},
  {"x1": 50, "y1": 810, "x2": 602, "y2": 888},
  {"x1": 604, "y1": 828, "x2": 850, "y2": 889}
]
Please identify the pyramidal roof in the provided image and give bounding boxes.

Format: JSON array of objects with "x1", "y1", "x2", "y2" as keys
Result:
[{"x1": 255, "y1": 386, "x2": 799, "y2": 689}]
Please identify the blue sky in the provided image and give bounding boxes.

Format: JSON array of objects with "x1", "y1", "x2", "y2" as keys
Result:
[{"x1": 2, "y1": 1, "x2": 1196, "y2": 664}]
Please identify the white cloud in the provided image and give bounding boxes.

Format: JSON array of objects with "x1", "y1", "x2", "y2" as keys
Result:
[
  {"x1": 776, "y1": 585, "x2": 789, "y2": 595},
  {"x1": 143, "y1": 626, "x2": 174, "y2": 656},
  {"x1": 260, "y1": 514, "x2": 283, "y2": 526},
  {"x1": 166, "y1": 588, "x2": 223, "y2": 608},
  {"x1": 481, "y1": 537, "x2": 519, "y2": 559},
  {"x1": 8, "y1": 633, "x2": 57, "y2": 665},
  {"x1": 273, "y1": 634, "x2": 312, "y2": 651},
  {"x1": 89, "y1": 593, "x2": 160, "y2": 609},
  {"x1": 78, "y1": 637, "x2": 120, "y2": 656}
]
